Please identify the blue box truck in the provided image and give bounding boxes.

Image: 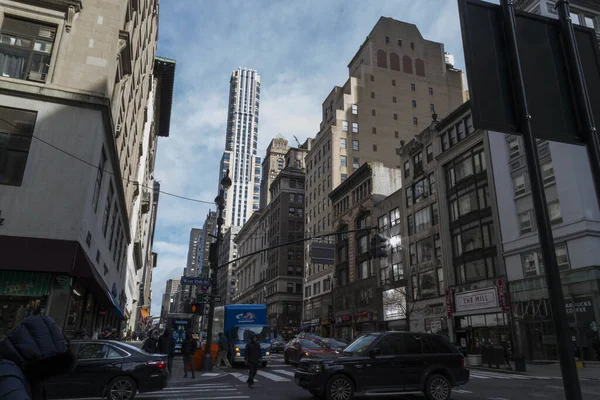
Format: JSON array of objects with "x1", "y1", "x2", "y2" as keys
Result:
[{"x1": 212, "y1": 304, "x2": 271, "y2": 367}]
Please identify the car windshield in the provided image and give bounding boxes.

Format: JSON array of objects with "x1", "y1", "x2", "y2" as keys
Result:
[
  {"x1": 343, "y1": 334, "x2": 379, "y2": 354},
  {"x1": 235, "y1": 326, "x2": 271, "y2": 342},
  {"x1": 301, "y1": 339, "x2": 328, "y2": 349},
  {"x1": 326, "y1": 339, "x2": 347, "y2": 347}
]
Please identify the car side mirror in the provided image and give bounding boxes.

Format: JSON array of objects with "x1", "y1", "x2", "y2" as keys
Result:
[{"x1": 369, "y1": 348, "x2": 381, "y2": 358}]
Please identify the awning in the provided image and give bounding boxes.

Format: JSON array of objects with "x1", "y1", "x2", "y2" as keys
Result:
[
  {"x1": 109, "y1": 292, "x2": 125, "y2": 320},
  {"x1": 140, "y1": 307, "x2": 150, "y2": 319}
]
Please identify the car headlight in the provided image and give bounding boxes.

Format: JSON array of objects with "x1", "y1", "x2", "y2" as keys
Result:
[
  {"x1": 308, "y1": 363, "x2": 322, "y2": 373},
  {"x1": 235, "y1": 352, "x2": 241, "y2": 357},
  {"x1": 235, "y1": 347, "x2": 240, "y2": 352},
  {"x1": 265, "y1": 351, "x2": 270, "y2": 356}
]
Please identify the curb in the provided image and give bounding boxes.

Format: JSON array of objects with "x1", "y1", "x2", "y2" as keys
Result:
[{"x1": 469, "y1": 366, "x2": 528, "y2": 375}]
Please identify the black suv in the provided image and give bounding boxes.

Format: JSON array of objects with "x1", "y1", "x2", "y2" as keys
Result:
[{"x1": 294, "y1": 331, "x2": 469, "y2": 400}]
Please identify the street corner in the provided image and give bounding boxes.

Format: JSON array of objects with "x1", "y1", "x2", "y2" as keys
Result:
[{"x1": 166, "y1": 371, "x2": 228, "y2": 387}]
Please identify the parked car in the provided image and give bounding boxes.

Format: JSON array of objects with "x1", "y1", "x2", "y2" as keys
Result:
[
  {"x1": 284, "y1": 338, "x2": 337, "y2": 365},
  {"x1": 270, "y1": 339, "x2": 287, "y2": 353},
  {"x1": 297, "y1": 332, "x2": 324, "y2": 341},
  {"x1": 45, "y1": 340, "x2": 169, "y2": 400},
  {"x1": 294, "y1": 331, "x2": 469, "y2": 400},
  {"x1": 321, "y1": 338, "x2": 348, "y2": 351}
]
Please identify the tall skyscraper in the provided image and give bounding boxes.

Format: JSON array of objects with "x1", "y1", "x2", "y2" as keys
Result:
[
  {"x1": 219, "y1": 68, "x2": 262, "y2": 228},
  {"x1": 198, "y1": 210, "x2": 217, "y2": 278},
  {"x1": 185, "y1": 228, "x2": 203, "y2": 278}
]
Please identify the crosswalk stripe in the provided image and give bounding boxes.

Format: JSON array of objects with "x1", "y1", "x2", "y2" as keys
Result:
[
  {"x1": 454, "y1": 389, "x2": 473, "y2": 394},
  {"x1": 139, "y1": 397, "x2": 248, "y2": 400},
  {"x1": 164, "y1": 385, "x2": 231, "y2": 390},
  {"x1": 229, "y1": 371, "x2": 259, "y2": 382},
  {"x1": 470, "y1": 373, "x2": 492, "y2": 379},
  {"x1": 256, "y1": 370, "x2": 290, "y2": 381},
  {"x1": 273, "y1": 369, "x2": 296, "y2": 377},
  {"x1": 159, "y1": 388, "x2": 237, "y2": 393}
]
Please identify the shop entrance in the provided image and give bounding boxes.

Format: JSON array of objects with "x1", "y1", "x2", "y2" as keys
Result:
[
  {"x1": 0, "y1": 296, "x2": 45, "y2": 339},
  {"x1": 455, "y1": 313, "x2": 509, "y2": 354}
]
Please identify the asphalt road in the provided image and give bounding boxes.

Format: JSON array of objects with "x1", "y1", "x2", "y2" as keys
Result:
[{"x1": 60, "y1": 353, "x2": 600, "y2": 400}]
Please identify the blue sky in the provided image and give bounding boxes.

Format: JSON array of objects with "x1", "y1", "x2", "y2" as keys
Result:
[{"x1": 150, "y1": 0, "x2": 469, "y2": 314}]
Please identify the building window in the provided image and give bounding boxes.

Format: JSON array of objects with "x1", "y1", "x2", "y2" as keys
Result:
[
  {"x1": 430, "y1": 104, "x2": 435, "y2": 113},
  {"x1": 413, "y1": 117, "x2": 418, "y2": 125},
  {"x1": 508, "y1": 137, "x2": 520, "y2": 159},
  {"x1": 393, "y1": 96, "x2": 397, "y2": 103},
  {"x1": 342, "y1": 120, "x2": 349, "y2": 131},
  {"x1": 352, "y1": 104, "x2": 358, "y2": 115},
  {"x1": 353, "y1": 157, "x2": 360, "y2": 169},
  {"x1": 413, "y1": 152, "x2": 423, "y2": 174},
  {"x1": 0, "y1": 106, "x2": 37, "y2": 186},
  {"x1": 426, "y1": 144, "x2": 433, "y2": 162},
  {"x1": 393, "y1": 113, "x2": 398, "y2": 120},
  {"x1": 514, "y1": 174, "x2": 526, "y2": 196},
  {"x1": 404, "y1": 160, "x2": 410, "y2": 178},
  {"x1": 378, "y1": 214, "x2": 388, "y2": 232},
  {"x1": 414, "y1": 207, "x2": 431, "y2": 234},
  {"x1": 390, "y1": 207, "x2": 401, "y2": 226},
  {"x1": 0, "y1": 17, "x2": 57, "y2": 83},
  {"x1": 542, "y1": 161, "x2": 555, "y2": 184},
  {"x1": 340, "y1": 138, "x2": 347, "y2": 149},
  {"x1": 556, "y1": 245, "x2": 569, "y2": 270},
  {"x1": 395, "y1": 131, "x2": 399, "y2": 138},
  {"x1": 409, "y1": 243, "x2": 417, "y2": 265},
  {"x1": 373, "y1": 144, "x2": 378, "y2": 152},
  {"x1": 340, "y1": 155, "x2": 347, "y2": 168},
  {"x1": 429, "y1": 87, "x2": 433, "y2": 95},
  {"x1": 411, "y1": 83, "x2": 416, "y2": 91},
  {"x1": 408, "y1": 214, "x2": 414, "y2": 235},
  {"x1": 352, "y1": 122, "x2": 359, "y2": 133},
  {"x1": 406, "y1": 187, "x2": 413, "y2": 207},
  {"x1": 102, "y1": 184, "x2": 114, "y2": 237},
  {"x1": 370, "y1": 74, "x2": 374, "y2": 82},
  {"x1": 548, "y1": 200, "x2": 562, "y2": 225},
  {"x1": 385, "y1": 36, "x2": 390, "y2": 44},
  {"x1": 392, "y1": 263, "x2": 404, "y2": 281},
  {"x1": 522, "y1": 251, "x2": 543, "y2": 277},
  {"x1": 429, "y1": 173, "x2": 436, "y2": 194},
  {"x1": 371, "y1": 92, "x2": 375, "y2": 99},
  {"x1": 341, "y1": 173, "x2": 347, "y2": 182},
  {"x1": 518, "y1": 211, "x2": 532, "y2": 234},
  {"x1": 392, "y1": 79, "x2": 396, "y2": 86},
  {"x1": 352, "y1": 140, "x2": 359, "y2": 151},
  {"x1": 287, "y1": 283, "x2": 294, "y2": 293},
  {"x1": 412, "y1": 100, "x2": 417, "y2": 108},
  {"x1": 372, "y1": 127, "x2": 377, "y2": 134},
  {"x1": 372, "y1": 109, "x2": 376, "y2": 116}
]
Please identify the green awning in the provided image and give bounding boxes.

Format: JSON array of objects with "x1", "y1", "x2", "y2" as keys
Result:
[{"x1": 0, "y1": 271, "x2": 52, "y2": 296}]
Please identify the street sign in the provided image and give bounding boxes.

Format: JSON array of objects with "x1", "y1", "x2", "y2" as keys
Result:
[
  {"x1": 200, "y1": 294, "x2": 222, "y2": 303},
  {"x1": 180, "y1": 276, "x2": 210, "y2": 286},
  {"x1": 458, "y1": 0, "x2": 600, "y2": 144}
]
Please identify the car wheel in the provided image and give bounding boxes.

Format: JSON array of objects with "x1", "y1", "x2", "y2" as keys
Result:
[
  {"x1": 325, "y1": 374, "x2": 354, "y2": 400},
  {"x1": 106, "y1": 376, "x2": 137, "y2": 400},
  {"x1": 425, "y1": 374, "x2": 451, "y2": 400},
  {"x1": 284, "y1": 352, "x2": 290, "y2": 364}
]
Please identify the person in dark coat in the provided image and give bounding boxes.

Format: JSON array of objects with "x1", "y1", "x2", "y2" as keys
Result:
[
  {"x1": 0, "y1": 315, "x2": 76, "y2": 400},
  {"x1": 158, "y1": 328, "x2": 175, "y2": 377},
  {"x1": 142, "y1": 329, "x2": 159, "y2": 353},
  {"x1": 102, "y1": 326, "x2": 115, "y2": 340},
  {"x1": 244, "y1": 335, "x2": 261, "y2": 388},
  {"x1": 181, "y1": 330, "x2": 197, "y2": 378}
]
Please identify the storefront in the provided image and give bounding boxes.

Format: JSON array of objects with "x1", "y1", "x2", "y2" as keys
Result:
[
  {"x1": 452, "y1": 286, "x2": 509, "y2": 354},
  {"x1": 335, "y1": 311, "x2": 375, "y2": 339},
  {"x1": 381, "y1": 287, "x2": 407, "y2": 331}
]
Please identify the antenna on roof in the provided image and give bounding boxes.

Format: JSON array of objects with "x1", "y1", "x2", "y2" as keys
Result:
[{"x1": 293, "y1": 135, "x2": 300, "y2": 148}]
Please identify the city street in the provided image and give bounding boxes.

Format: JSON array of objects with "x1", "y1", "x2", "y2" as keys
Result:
[{"x1": 126, "y1": 355, "x2": 600, "y2": 400}]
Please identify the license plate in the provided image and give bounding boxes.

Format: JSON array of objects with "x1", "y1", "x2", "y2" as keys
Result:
[{"x1": 295, "y1": 377, "x2": 300, "y2": 385}]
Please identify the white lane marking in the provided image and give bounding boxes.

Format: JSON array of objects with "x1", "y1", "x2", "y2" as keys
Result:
[
  {"x1": 228, "y1": 371, "x2": 259, "y2": 382},
  {"x1": 470, "y1": 373, "x2": 492, "y2": 379},
  {"x1": 488, "y1": 397, "x2": 510, "y2": 400},
  {"x1": 202, "y1": 372, "x2": 221, "y2": 376},
  {"x1": 547, "y1": 385, "x2": 563, "y2": 390},
  {"x1": 256, "y1": 370, "x2": 290, "y2": 381},
  {"x1": 158, "y1": 388, "x2": 237, "y2": 393},
  {"x1": 273, "y1": 369, "x2": 296, "y2": 377},
  {"x1": 139, "y1": 396, "x2": 248, "y2": 400},
  {"x1": 454, "y1": 389, "x2": 473, "y2": 394}
]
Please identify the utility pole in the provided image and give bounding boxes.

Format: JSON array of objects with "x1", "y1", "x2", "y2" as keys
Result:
[
  {"x1": 201, "y1": 170, "x2": 231, "y2": 372},
  {"x1": 500, "y1": 1, "x2": 582, "y2": 399}
]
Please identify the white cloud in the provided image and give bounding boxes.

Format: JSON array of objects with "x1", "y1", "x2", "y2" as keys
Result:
[{"x1": 150, "y1": 0, "x2": 467, "y2": 315}]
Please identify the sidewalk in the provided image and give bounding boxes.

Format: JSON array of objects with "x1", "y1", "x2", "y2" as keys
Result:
[
  {"x1": 469, "y1": 363, "x2": 600, "y2": 381},
  {"x1": 166, "y1": 355, "x2": 227, "y2": 387}
]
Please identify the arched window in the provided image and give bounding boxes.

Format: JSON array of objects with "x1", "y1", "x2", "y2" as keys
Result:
[
  {"x1": 415, "y1": 58, "x2": 425, "y2": 77},
  {"x1": 377, "y1": 49, "x2": 387, "y2": 68},
  {"x1": 403, "y1": 55, "x2": 413, "y2": 74},
  {"x1": 390, "y1": 52, "x2": 400, "y2": 71}
]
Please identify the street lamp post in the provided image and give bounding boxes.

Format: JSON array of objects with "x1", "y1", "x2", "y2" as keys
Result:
[{"x1": 201, "y1": 170, "x2": 231, "y2": 372}]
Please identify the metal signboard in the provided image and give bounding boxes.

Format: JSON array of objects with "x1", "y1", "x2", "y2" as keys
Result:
[{"x1": 180, "y1": 276, "x2": 210, "y2": 286}]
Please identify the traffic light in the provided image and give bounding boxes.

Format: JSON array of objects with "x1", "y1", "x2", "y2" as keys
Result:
[
  {"x1": 190, "y1": 303, "x2": 202, "y2": 315},
  {"x1": 371, "y1": 234, "x2": 388, "y2": 259}
]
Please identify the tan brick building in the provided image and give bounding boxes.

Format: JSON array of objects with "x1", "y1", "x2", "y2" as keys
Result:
[{"x1": 303, "y1": 16, "x2": 468, "y2": 331}]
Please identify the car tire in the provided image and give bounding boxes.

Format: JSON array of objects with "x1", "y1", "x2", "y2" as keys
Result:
[
  {"x1": 325, "y1": 374, "x2": 354, "y2": 400},
  {"x1": 424, "y1": 373, "x2": 451, "y2": 400},
  {"x1": 105, "y1": 376, "x2": 137, "y2": 400},
  {"x1": 284, "y1": 352, "x2": 290, "y2": 364}
]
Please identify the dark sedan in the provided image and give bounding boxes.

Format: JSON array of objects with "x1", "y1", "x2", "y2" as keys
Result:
[
  {"x1": 269, "y1": 339, "x2": 287, "y2": 353},
  {"x1": 45, "y1": 340, "x2": 168, "y2": 400}
]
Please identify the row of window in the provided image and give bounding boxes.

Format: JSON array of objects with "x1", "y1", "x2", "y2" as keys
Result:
[
  {"x1": 512, "y1": 161, "x2": 555, "y2": 197},
  {"x1": 440, "y1": 115, "x2": 475, "y2": 152},
  {"x1": 376, "y1": 50, "x2": 426, "y2": 77},
  {"x1": 404, "y1": 145, "x2": 434, "y2": 179},
  {"x1": 304, "y1": 277, "x2": 332, "y2": 298},
  {"x1": 518, "y1": 200, "x2": 562, "y2": 235},
  {"x1": 407, "y1": 203, "x2": 439, "y2": 236},
  {"x1": 406, "y1": 173, "x2": 436, "y2": 207}
]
